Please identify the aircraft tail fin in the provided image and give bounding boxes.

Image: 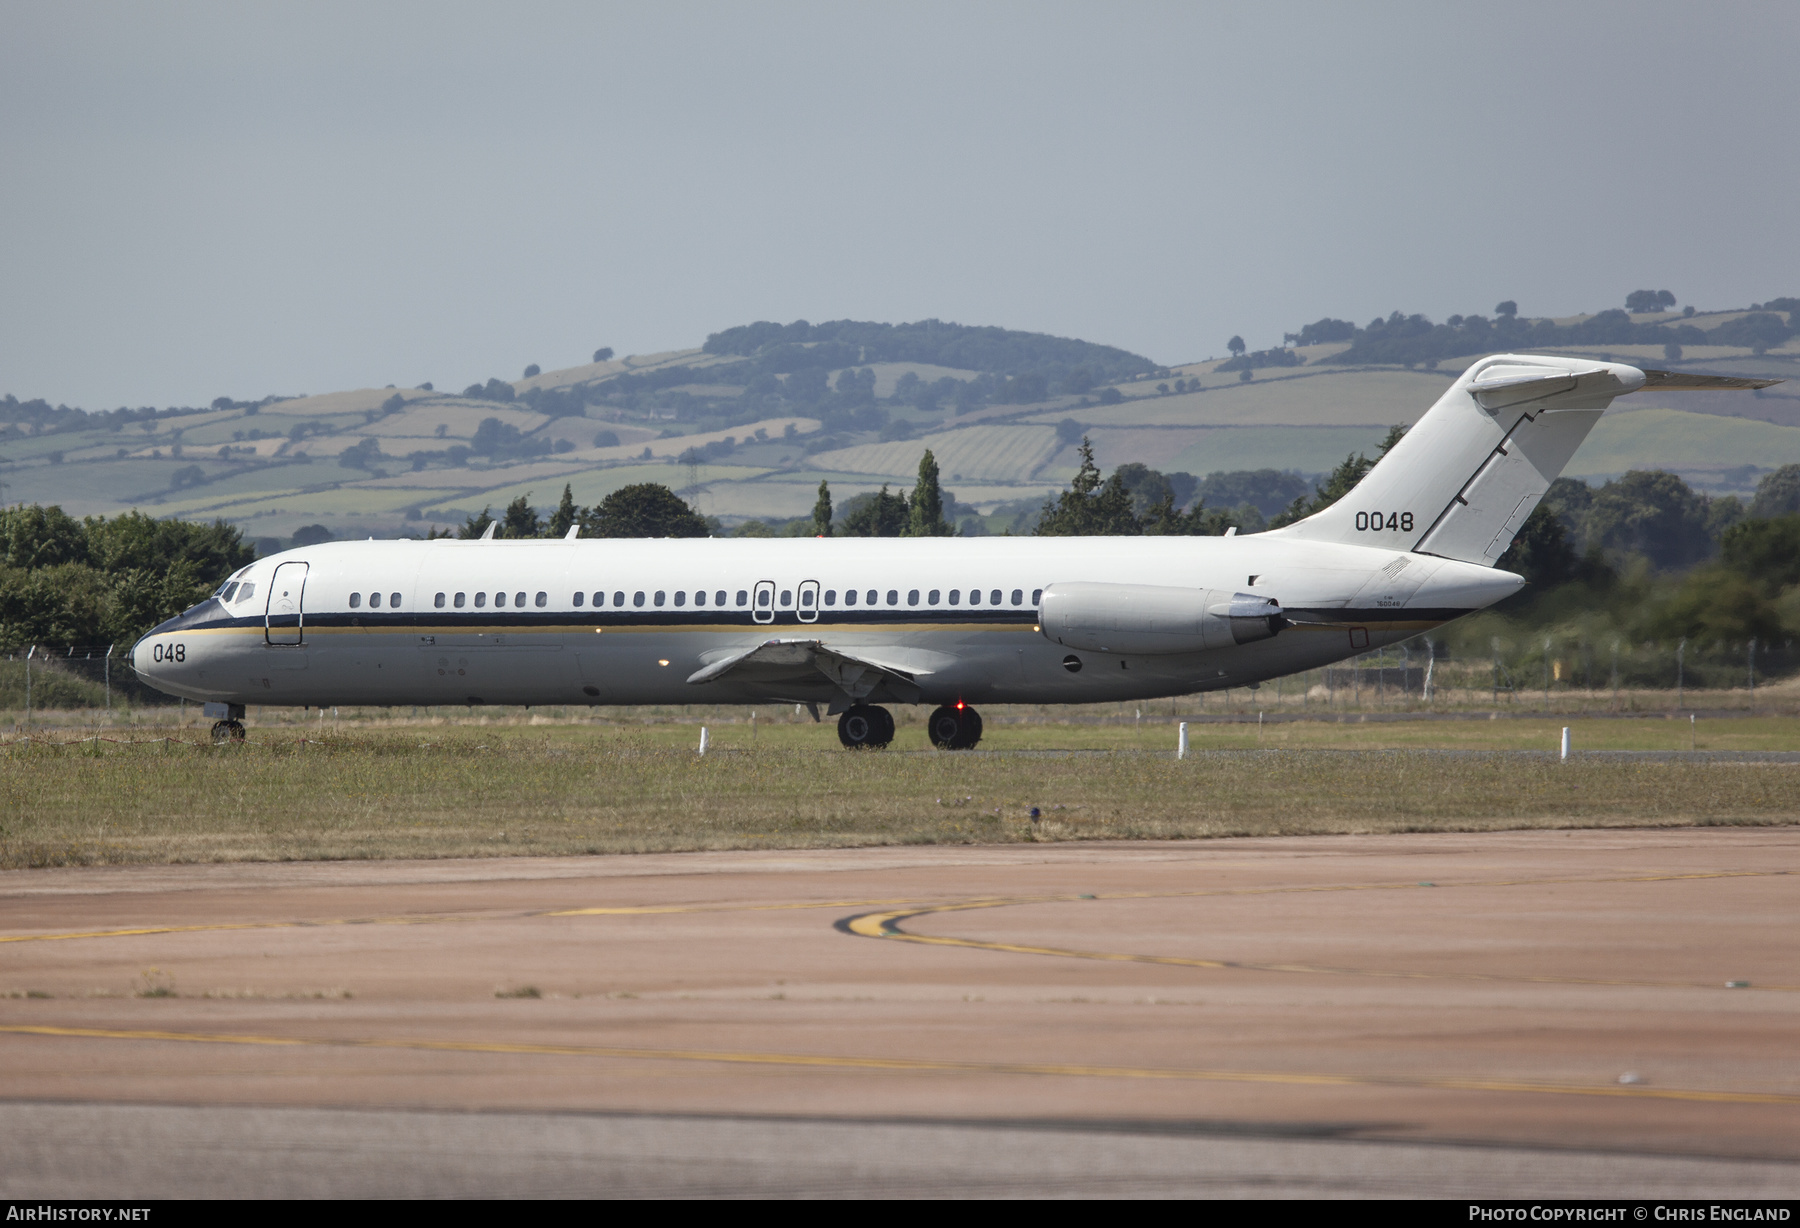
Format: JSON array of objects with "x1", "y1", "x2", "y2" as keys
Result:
[{"x1": 1271, "y1": 354, "x2": 1647, "y2": 566}]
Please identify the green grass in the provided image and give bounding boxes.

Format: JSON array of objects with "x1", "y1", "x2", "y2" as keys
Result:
[
  {"x1": 1567, "y1": 406, "x2": 1800, "y2": 478},
  {"x1": 2, "y1": 714, "x2": 1795, "y2": 869}
]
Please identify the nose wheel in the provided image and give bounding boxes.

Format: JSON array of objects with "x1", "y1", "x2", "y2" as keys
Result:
[
  {"x1": 210, "y1": 720, "x2": 246, "y2": 744},
  {"x1": 836, "y1": 704, "x2": 894, "y2": 750},
  {"x1": 928, "y1": 703, "x2": 983, "y2": 750}
]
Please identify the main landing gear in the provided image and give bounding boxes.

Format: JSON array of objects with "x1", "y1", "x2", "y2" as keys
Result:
[
  {"x1": 836, "y1": 704, "x2": 895, "y2": 750},
  {"x1": 927, "y1": 703, "x2": 983, "y2": 751},
  {"x1": 210, "y1": 720, "x2": 246, "y2": 744}
]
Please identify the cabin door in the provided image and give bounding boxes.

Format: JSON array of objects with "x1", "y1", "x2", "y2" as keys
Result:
[
  {"x1": 796, "y1": 579, "x2": 820, "y2": 623},
  {"x1": 752, "y1": 579, "x2": 775, "y2": 625},
  {"x1": 266, "y1": 562, "x2": 309, "y2": 645}
]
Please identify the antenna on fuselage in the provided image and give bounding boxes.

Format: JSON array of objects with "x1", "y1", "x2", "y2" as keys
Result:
[
  {"x1": 480, "y1": 520, "x2": 496, "y2": 541},
  {"x1": 565, "y1": 525, "x2": 579, "y2": 540}
]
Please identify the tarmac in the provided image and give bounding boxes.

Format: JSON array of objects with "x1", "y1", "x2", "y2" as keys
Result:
[{"x1": 2, "y1": 827, "x2": 1797, "y2": 1198}]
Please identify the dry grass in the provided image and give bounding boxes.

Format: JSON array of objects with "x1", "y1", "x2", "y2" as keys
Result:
[{"x1": 2, "y1": 721, "x2": 1796, "y2": 869}]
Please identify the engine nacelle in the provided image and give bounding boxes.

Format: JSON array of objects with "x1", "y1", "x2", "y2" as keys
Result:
[{"x1": 1038, "y1": 582, "x2": 1285, "y2": 655}]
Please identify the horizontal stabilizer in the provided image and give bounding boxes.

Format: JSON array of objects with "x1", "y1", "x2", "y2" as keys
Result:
[{"x1": 1639, "y1": 369, "x2": 1783, "y2": 391}]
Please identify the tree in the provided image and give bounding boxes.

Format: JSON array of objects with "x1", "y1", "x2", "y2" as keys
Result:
[
  {"x1": 1034, "y1": 438, "x2": 1139, "y2": 536},
  {"x1": 1625, "y1": 289, "x2": 1663, "y2": 314},
  {"x1": 842, "y1": 486, "x2": 910, "y2": 537},
  {"x1": 523, "y1": 364, "x2": 541, "y2": 378},
  {"x1": 578, "y1": 484, "x2": 709, "y2": 538},
  {"x1": 1496, "y1": 504, "x2": 1580, "y2": 588},
  {"x1": 499, "y1": 495, "x2": 541, "y2": 539},
  {"x1": 459, "y1": 507, "x2": 493, "y2": 539},
  {"x1": 338, "y1": 437, "x2": 384, "y2": 470},
  {"x1": 1227, "y1": 335, "x2": 1246, "y2": 356},
  {"x1": 1721, "y1": 514, "x2": 1800, "y2": 593},
  {"x1": 547, "y1": 484, "x2": 578, "y2": 538},
  {"x1": 1268, "y1": 426, "x2": 1407, "y2": 528},
  {"x1": 907, "y1": 450, "x2": 955, "y2": 537},
  {"x1": 1585, "y1": 470, "x2": 1715, "y2": 569},
  {"x1": 593, "y1": 347, "x2": 614, "y2": 363},
  {"x1": 1495, "y1": 300, "x2": 1518, "y2": 318},
  {"x1": 1750, "y1": 464, "x2": 1800, "y2": 518},
  {"x1": 811, "y1": 480, "x2": 833, "y2": 536},
  {"x1": 1662, "y1": 341, "x2": 1682, "y2": 363}
]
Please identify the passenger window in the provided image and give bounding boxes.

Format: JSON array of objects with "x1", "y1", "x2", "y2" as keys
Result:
[
  {"x1": 907, "y1": 589, "x2": 919, "y2": 606},
  {"x1": 515, "y1": 592, "x2": 526, "y2": 607},
  {"x1": 475, "y1": 592, "x2": 487, "y2": 608},
  {"x1": 1032, "y1": 588, "x2": 1042, "y2": 604},
  {"x1": 674, "y1": 591, "x2": 686, "y2": 607},
  {"x1": 633, "y1": 591, "x2": 645, "y2": 607},
  {"x1": 948, "y1": 589, "x2": 960, "y2": 605},
  {"x1": 654, "y1": 591, "x2": 665, "y2": 607},
  {"x1": 494, "y1": 592, "x2": 506, "y2": 607},
  {"x1": 824, "y1": 590, "x2": 836, "y2": 606},
  {"x1": 573, "y1": 592, "x2": 584, "y2": 607},
  {"x1": 594, "y1": 592, "x2": 605, "y2": 607},
  {"x1": 694, "y1": 590, "x2": 705, "y2": 606},
  {"x1": 372, "y1": 592, "x2": 383, "y2": 608},
  {"x1": 236, "y1": 583, "x2": 255, "y2": 603},
  {"x1": 845, "y1": 589, "x2": 857, "y2": 605},
  {"x1": 866, "y1": 590, "x2": 877, "y2": 605},
  {"x1": 716, "y1": 590, "x2": 727, "y2": 606},
  {"x1": 435, "y1": 592, "x2": 446, "y2": 608},
  {"x1": 800, "y1": 589, "x2": 814, "y2": 607},
  {"x1": 968, "y1": 589, "x2": 981, "y2": 605},
  {"x1": 534, "y1": 592, "x2": 546, "y2": 608},
  {"x1": 454, "y1": 592, "x2": 466, "y2": 608},
  {"x1": 350, "y1": 592, "x2": 362, "y2": 609},
  {"x1": 886, "y1": 590, "x2": 899, "y2": 606},
  {"x1": 1011, "y1": 589, "x2": 1023, "y2": 606},
  {"x1": 391, "y1": 593, "x2": 401, "y2": 608},
  {"x1": 756, "y1": 590, "x2": 771, "y2": 608},
  {"x1": 220, "y1": 582, "x2": 239, "y2": 602},
  {"x1": 928, "y1": 589, "x2": 939, "y2": 604},
  {"x1": 614, "y1": 592, "x2": 625, "y2": 606},
  {"x1": 780, "y1": 590, "x2": 792, "y2": 606},
  {"x1": 736, "y1": 590, "x2": 748, "y2": 606},
  {"x1": 990, "y1": 589, "x2": 1002, "y2": 605}
]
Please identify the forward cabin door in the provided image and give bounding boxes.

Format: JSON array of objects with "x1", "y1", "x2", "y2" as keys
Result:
[
  {"x1": 797, "y1": 579, "x2": 820, "y2": 624},
  {"x1": 266, "y1": 562, "x2": 309, "y2": 645},
  {"x1": 753, "y1": 579, "x2": 775, "y2": 625}
]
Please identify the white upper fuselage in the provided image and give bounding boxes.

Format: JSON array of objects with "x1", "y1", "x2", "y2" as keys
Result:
[{"x1": 132, "y1": 533, "x2": 1520, "y2": 710}]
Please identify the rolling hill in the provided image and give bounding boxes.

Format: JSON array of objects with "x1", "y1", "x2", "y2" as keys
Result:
[{"x1": 2, "y1": 302, "x2": 1796, "y2": 547}]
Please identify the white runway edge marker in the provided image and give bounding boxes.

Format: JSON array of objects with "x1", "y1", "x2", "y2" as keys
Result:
[
  {"x1": 1178, "y1": 722, "x2": 1189, "y2": 760},
  {"x1": 698, "y1": 727, "x2": 709, "y2": 756},
  {"x1": 1561, "y1": 727, "x2": 1571, "y2": 761}
]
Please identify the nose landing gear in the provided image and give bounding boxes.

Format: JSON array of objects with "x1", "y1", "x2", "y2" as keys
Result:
[
  {"x1": 836, "y1": 704, "x2": 895, "y2": 749},
  {"x1": 204, "y1": 702, "x2": 246, "y2": 744},
  {"x1": 927, "y1": 703, "x2": 983, "y2": 750}
]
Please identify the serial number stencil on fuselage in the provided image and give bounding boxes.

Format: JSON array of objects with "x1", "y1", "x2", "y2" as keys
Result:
[{"x1": 131, "y1": 353, "x2": 1780, "y2": 743}]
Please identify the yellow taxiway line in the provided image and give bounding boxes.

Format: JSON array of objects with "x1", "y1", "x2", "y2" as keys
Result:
[{"x1": 1, "y1": 1022, "x2": 1796, "y2": 1107}]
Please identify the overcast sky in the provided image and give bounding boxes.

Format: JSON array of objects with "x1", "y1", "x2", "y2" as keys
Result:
[{"x1": 3, "y1": 0, "x2": 1796, "y2": 408}]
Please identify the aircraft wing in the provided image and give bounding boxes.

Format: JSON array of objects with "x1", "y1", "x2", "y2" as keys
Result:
[{"x1": 687, "y1": 638, "x2": 928, "y2": 705}]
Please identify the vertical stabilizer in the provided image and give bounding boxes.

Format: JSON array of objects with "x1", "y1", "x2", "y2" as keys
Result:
[{"x1": 1271, "y1": 354, "x2": 1645, "y2": 566}]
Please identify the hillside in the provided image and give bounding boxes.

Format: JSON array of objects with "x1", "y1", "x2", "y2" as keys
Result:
[{"x1": 2, "y1": 301, "x2": 1795, "y2": 547}]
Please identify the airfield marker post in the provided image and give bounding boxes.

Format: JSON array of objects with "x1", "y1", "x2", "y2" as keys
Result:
[
  {"x1": 1177, "y1": 722, "x2": 1188, "y2": 760},
  {"x1": 1560, "y1": 727, "x2": 1570, "y2": 761}
]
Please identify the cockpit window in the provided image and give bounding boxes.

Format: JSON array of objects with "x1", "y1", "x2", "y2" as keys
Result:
[
  {"x1": 236, "y1": 583, "x2": 255, "y2": 603},
  {"x1": 219, "y1": 582, "x2": 240, "y2": 603}
]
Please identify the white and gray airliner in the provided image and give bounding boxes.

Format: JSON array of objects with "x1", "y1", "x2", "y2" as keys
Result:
[{"x1": 132, "y1": 354, "x2": 1774, "y2": 748}]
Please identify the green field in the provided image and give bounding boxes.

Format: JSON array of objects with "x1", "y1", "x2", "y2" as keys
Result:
[{"x1": 2, "y1": 716, "x2": 1794, "y2": 869}]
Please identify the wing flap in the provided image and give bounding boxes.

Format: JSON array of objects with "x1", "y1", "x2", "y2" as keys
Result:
[{"x1": 686, "y1": 638, "x2": 930, "y2": 703}]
